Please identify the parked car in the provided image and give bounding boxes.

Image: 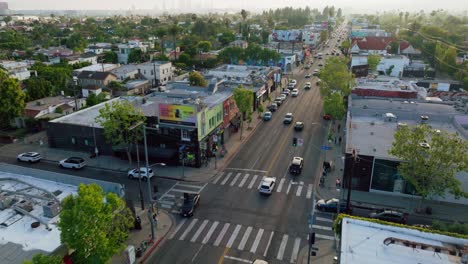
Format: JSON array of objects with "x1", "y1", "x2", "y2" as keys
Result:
[
  {"x1": 313, "y1": 69, "x2": 320, "y2": 76},
  {"x1": 180, "y1": 193, "x2": 200, "y2": 217},
  {"x1": 268, "y1": 103, "x2": 278, "y2": 112},
  {"x1": 128, "y1": 167, "x2": 154, "y2": 180},
  {"x1": 305, "y1": 82, "x2": 312, "y2": 90},
  {"x1": 259, "y1": 177, "x2": 276, "y2": 195},
  {"x1": 305, "y1": 73, "x2": 311, "y2": 78},
  {"x1": 316, "y1": 198, "x2": 347, "y2": 212},
  {"x1": 274, "y1": 98, "x2": 283, "y2": 106},
  {"x1": 289, "y1": 156, "x2": 304, "y2": 175},
  {"x1": 17, "y1": 152, "x2": 41, "y2": 163},
  {"x1": 318, "y1": 63, "x2": 323, "y2": 67},
  {"x1": 282, "y1": 89, "x2": 290, "y2": 96},
  {"x1": 59, "y1": 157, "x2": 86, "y2": 169},
  {"x1": 278, "y1": 94, "x2": 287, "y2": 101},
  {"x1": 305, "y1": 64, "x2": 311, "y2": 69},
  {"x1": 369, "y1": 210, "x2": 409, "y2": 224},
  {"x1": 294, "y1": 121, "x2": 304, "y2": 131},
  {"x1": 263, "y1": 111, "x2": 272, "y2": 121},
  {"x1": 283, "y1": 113, "x2": 293, "y2": 124},
  {"x1": 291, "y1": 89, "x2": 299, "y2": 97}
]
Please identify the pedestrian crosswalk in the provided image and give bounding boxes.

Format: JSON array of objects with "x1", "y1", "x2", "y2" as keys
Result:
[
  {"x1": 211, "y1": 171, "x2": 314, "y2": 199},
  {"x1": 157, "y1": 181, "x2": 207, "y2": 211},
  {"x1": 168, "y1": 216, "x2": 336, "y2": 263}
]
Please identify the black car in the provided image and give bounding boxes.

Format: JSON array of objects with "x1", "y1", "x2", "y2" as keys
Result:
[
  {"x1": 294, "y1": 122, "x2": 304, "y2": 131},
  {"x1": 316, "y1": 198, "x2": 348, "y2": 212},
  {"x1": 180, "y1": 193, "x2": 200, "y2": 217},
  {"x1": 369, "y1": 210, "x2": 408, "y2": 224}
]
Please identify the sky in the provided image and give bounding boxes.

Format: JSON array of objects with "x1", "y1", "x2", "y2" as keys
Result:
[{"x1": 5, "y1": 0, "x2": 468, "y2": 12}]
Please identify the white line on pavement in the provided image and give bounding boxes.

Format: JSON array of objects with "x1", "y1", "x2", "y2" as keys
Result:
[
  {"x1": 250, "y1": 228, "x2": 264, "y2": 253},
  {"x1": 247, "y1": 175, "x2": 258, "y2": 189},
  {"x1": 168, "y1": 218, "x2": 187, "y2": 240},
  {"x1": 286, "y1": 181, "x2": 292, "y2": 195},
  {"x1": 315, "y1": 234, "x2": 334, "y2": 240},
  {"x1": 212, "y1": 172, "x2": 224, "y2": 184},
  {"x1": 277, "y1": 234, "x2": 289, "y2": 260},
  {"x1": 237, "y1": 226, "x2": 252, "y2": 250},
  {"x1": 179, "y1": 218, "x2": 198, "y2": 241},
  {"x1": 290, "y1": 237, "x2": 301, "y2": 263},
  {"x1": 171, "y1": 189, "x2": 200, "y2": 194},
  {"x1": 230, "y1": 172, "x2": 241, "y2": 186},
  {"x1": 226, "y1": 224, "x2": 242, "y2": 248},
  {"x1": 306, "y1": 184, "x2": 313, "y2": 199},
  {"x1": 191, "y1": 219, "x2": 209, "y2": 242},
  {"x1": 312, "y1": 224, "x2": 333, "y2": 231},
  {"x1": 214, "y1": 223, "x2": 230, "y2": 247},
  {"x1": 220, "y1": 172, "x2": 233, "y2": 185},
  {"x1": 316, "y1": 217, "x2": 334, "y2": 223},
  {"x1": 277, "y1": 178, "x2": 286, "y2": 192},
  {"x1": 238, "y1": 173, "x2": 249, "y2": 188},
  {"x1": 224, "y1": 256, "x2": 252, "y2": 263},
  {"x1": 202, "y1": 221, "x2": 219, "y2": 244},
  {"x1": 263, "y1": 231, "x2": 275, "y2": 257},
  {"x1": 225, "y1": 168, "x2": 268, "y2": 173},
  {"x1": 296, "y1": 181, "x2": 304, "y2": 196}
]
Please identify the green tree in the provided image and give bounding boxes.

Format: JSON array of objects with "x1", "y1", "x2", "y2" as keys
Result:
[
  {"x1": 103, "y1": 51, "x2": 118, "y2": 63},
  {"x1": 23, "y1": 253, "x2": 62, "y2": 264},
  {"x1": 318, "y1": 57, "x2": 355, "y2": 97},
  {"x1": 218, "y1": 32, "x2": 236, "y2": 47},
  {"x1": 197, "y1": 41, "x2": 212, "y2": 52},
  {"x1": 189, "y1": 71, "x2": 208, "y2": 86},
  {"x1": 367, "y1": 54, "x2": 381, "y2": 72},
  {"x1": 233, "y1": 85, "x2": 253, "y2": 139},
  {"x1": 58, "y1": 184, "x2": 133, "y2": 264},
  {"x1": 218, "y1": 46, "x2": 244, "y2": 64},
  {"x1": 155, "y1": 27, "x2": 168, "y2": 53},
  {"x1": 66, "y1": 33, "x2": 87, "y2": 52},
  {"x1": 340, "y1": 39, "x2": 351, "y2": 55},
  {"x1": 86, "y1": 93, "x2": 107, "y2": 107},
  {"x1": 178, "y1": 53, "x2": 192, "y2": 66},
  {"x1": 389, "y1": 41, "x2": 399, "y2": 54},
  {"x1": 95, "y1": 100, "x2": 146, "y2": 164},
  {"x1": 337, "y1": 8, "x2": 342, "y2": 18},
  {"x1": 0, "y1": 70, "x2": 26, "y2": 127},
  {"x1": 323, "y1": 93, "x2": 345, "y2": 120},
  {"x1": 320, "y1": 30, "x2": 328, "y2": 43},
  {"x1": 168, "y1": 24, "x2": 180, "y2": 60},
  {"x1": 23, "y1": 77, "x2": 53, "y2": 101},
  {"x1": 389, "y1": 125, "x2": 468, "y2": 207},
  {"x1": 128, "y1": 49, "x2": 143, "y2": 63}
]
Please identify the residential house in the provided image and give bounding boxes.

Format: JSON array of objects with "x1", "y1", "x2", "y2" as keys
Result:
[
  {"x1": 117, "y1": 40, "x2": 148, "y2": 64},
  {"x1": 398, "y1": 40, "x2": 421, "y2": 55},
  {"x1": 77, "y1": 71, "x2": 118, "y2": 96},
  {"x1": 112, "y1": 79, "x2": 150, "y2": 96},
  {"x1": 376, "y1": 55, "x2": 410, "y2": 78},
  {"x1": 84, "y1": 45, "x2": 104, "y2": 55},
  {"x1": 350, "y1": 36, "x2": 394, "y2": 55},
  {"x1": 137, "y1": 61, "x2": 173, "y2": 86},
  {"x1": 73, "y1": 63, "x2": 120, "y2": 75},
  {"x1": 0, "y1": 60, "x2": 31, "y2": 80},
  {"x1": 110, "y1": 65, "x2": 139, "y2": 81},
  {"x1": 66, "y1": 52, "x2": 98, "y2": 66},
  {"x1": 24, "y1": 96, "x2": 85, "y2": 119},
  {"x1": 229, "y1": 40, "x2": 249, "y2": 49}
]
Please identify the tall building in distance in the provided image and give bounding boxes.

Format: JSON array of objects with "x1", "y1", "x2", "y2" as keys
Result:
[{"x1": 0, "y1": 1, "x2": 10, "y2": 15}]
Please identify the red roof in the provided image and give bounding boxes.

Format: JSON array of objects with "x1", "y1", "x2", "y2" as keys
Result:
[
  {"x1": 399, "y1": 40, "x2": 411, "y2": 51},
  {"x1": 352, "y1": 37, "x2": 394, "y2": 51}
]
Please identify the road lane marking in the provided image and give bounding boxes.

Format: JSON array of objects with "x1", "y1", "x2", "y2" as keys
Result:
[
  {"x1": 214, "y1": 223, "x2": 230, "y2": 246},
  {"x1": 250, "y1": 228, "x2": 264, "y2": 253},
  {"x1": 263, "y1": 231, "x2": 275, "y2": 257},
  {"x1": 225, "y1": 168, "x2": 268, "y2": 173},
  {"x1": 221, "y1": 172, "x2": 233, "y2": 185},
  {"x1": 238, "y1": 174, "x2": 249, "y2": 188},
  {"x1": 226, "y1": 224, "x2": 242, "y2": 248},
  {"x1": 277, "y1": 178, "x2": 286, "y2": 192},
  {"x1": 224, "y1": 256, "x2": 251, "y2": 263},
  {"x1": 257, "y1": 176, "x2": 266, "y2": 189},
  {"x1": 230, "y1": 173, "x2": 241, "y2": 186},
  {"x1": 306, "y1": 184, "x2": 313, "y2": 199},
  {"x1": 191, "y1": 219, "x2": 209, "y2": 242},
  {"x1": 290, "y1": 237, "x2": 301, "y2": 263},
  {"x1": 179, "y1": 218, "x2": 198, "y2": 240},
  {"x1": 286, "y1": 181, "x2": 292, "y2": 195},
  {"x1": 277, "y1": 234, "x2": 289, "y2": 260},
  {"x1": 296, "y1": 181, "x2": 304, "y2": 196},
  {"x1": 238, "y1": 226, "x2": 253, "y2": 250},
  {"x1": 202, "y1": 221, "x2": 219, "y2": 244},
  {"x1": 168, "y1": 218, "x2": 187, "y2": 239},
  {"x1": 316, "y1": 234, "x2": 334, "y2": 240},
  {"x1": 191, "y1": 244, "x2": 204, "y2": 262},
  {"x1": 316, "y1": 217, "x2": 334, "y2": 223},
  {"x1": 217, "y1": 247, "x2": 230, "y2": 264},
  {"x1": 176, "y1": 183, "x2": 205, "y2": 189},
  {"x1": 312, "y1": 224, "x2": 333, "y2": 231},
  {"x1": 171, "y1": 189, "x2": 200, "y2": 194},
  {"x1": 247, "y1": 175, "x2": 258, "y2": 189},
  {"x1": 212, "y1": 172, "x2": 224, "y2": 184}
]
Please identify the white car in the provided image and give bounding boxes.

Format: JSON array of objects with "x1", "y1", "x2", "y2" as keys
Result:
[
  {"x1": 259, "y1": 177, "x2": 276, "y2": 195},
  {"x1": 289, "y1": 79, "x2": 297, "y2": 86},
  {"x1": 17, "y1": 152, "x2": 42, "y2": 163},
  {"x1": 128, "y1": 167, "x2": 154, "y2": 181},
  {"x1": 59, "y1": 157, "x2": 86, "y2": 169},
  {"x1": 291, "y1": 89, "x2": 299, "y2": 97}
]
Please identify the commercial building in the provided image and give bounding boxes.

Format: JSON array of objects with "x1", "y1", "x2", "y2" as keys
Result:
[{"x1": 0, "y1": 60, "x2": 31, "y2": 81}]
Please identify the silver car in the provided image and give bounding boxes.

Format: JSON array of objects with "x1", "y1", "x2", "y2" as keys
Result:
[
  {"x1": 59, "y1": 157, "x2": 86, "y2": 169},
  {"x1": 17, "y1": 152, "x2": 42, "y2": 163}
]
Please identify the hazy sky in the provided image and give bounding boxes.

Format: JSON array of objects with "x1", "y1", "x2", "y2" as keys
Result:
[{"x1": 6, "y1": 0, "x2": 468, "y2": 12}]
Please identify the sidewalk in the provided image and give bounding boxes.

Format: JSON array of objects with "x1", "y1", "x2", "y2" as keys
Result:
[
  {"x1": 110, "y1": 208, "x2": 174, "y2": 264},
  {"x1": 296, "y1": 240, "x2": 337, "y2": 264}
]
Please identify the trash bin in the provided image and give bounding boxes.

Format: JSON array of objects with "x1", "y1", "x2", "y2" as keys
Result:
[
  {"x1": 134, "y1": 216, "x2": 142, "y2": 230},
  {"x1": 136, "y1": 247, "x2": 143, "y2": 258}
]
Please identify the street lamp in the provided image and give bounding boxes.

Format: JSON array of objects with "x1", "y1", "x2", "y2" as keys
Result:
[{"x1": 129, "y1": 121, "x2": 145, "y2": 210}]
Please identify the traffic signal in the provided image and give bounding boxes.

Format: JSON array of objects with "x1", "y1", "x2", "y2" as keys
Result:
[
  {"x1": 309, "y1": 232, "x2": 315, "y2": 245},
  {"x1": 293, "y1": 137, "x2": 298, "y2": 147}
]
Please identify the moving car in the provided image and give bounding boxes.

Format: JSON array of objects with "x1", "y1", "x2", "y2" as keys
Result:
[
  {"x1": 316, "y1": 198, "x2": 347, "y2": 212},
  {"x1": 180, "y1": 193, "x2": 200, "y2": 217},
  {"x1": 305, "y1": 64, "x2": 311, "y2": 69},
  {"x1": 128, "y1": 167, "x2": 154, "y2": 180},
  {"x1": 283, "y1": 113, "x2": 293, "y2": 124},
  {"x1": 258, "y1": 177, "x2": 276, "y2": 195},
  {"x1": 304, "y1": 82, "x2": 311, "y2": 89},
  {"x1": 268, "y1": 103, "x2": 278, "y2": 112},
  {"x1": 17, "y1": 152, "x2": 41, "y2": 163},
  {"x1": 369, "y1": 210, "x2": 409, "y2": 224},
  {"x1": 59, "y1": 157, "x2": 86, "y2": 169},
  {"x1": 305, "y1": 73, "x2": 311, "y2": 78},
  {"x1": 291, "y1": 89, "x2": 299, "y2": 97},
  {"x1": 263, "y1": 111, "x2": 272, "y2": 121},
  {"x1": 313, "y1": 69, "x2": 319, "y2": 76},
  {"x1": 289, "y1": 157, "x2": 304, "y2": 175},
  {"x1": 294, "y1": 121, "x2": 304, "y2": 131}
]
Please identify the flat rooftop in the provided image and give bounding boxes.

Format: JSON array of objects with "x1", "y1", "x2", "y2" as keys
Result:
[
  {"x1": 354, "y1": 77, "x2": 422, "y2": 92},
  {"x1": 340, "y1": 218, "x2": 468, "y2": 264}
]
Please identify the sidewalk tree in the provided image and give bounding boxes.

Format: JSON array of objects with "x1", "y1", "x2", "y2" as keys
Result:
[
  {"x1": 389, "y1": 125, "x2": 468, "y2": 207},
  {"x1": 323, "y1": 93, "x2": 345, "y2": 120},
  {"x1": 23, "y1": 253, "x2": 62, "y2": 264},
  {"x1": 367, "y1": 54, "x2": 381, "y2": 72},
  {"x1": 189, "y1": 71, "x2": 208, "y2": 87},
  {"x1": 95, "y1": 100, "x2": 146, "y2": 164},
  {"x1": 58, "y1": 184, "x2": 133, "y2": 264},
  {"x1": 233, "y1": 85, "x2": 253, "y2": 139},
  {"x1": 318, "y1": 57, "x2": 355, "y2": 97},
  {"x1": 0, "y1": 69, "x2": 26, "y2": 128}
]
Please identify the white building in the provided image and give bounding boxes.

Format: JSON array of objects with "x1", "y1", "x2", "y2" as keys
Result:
[
  {"x1": 137, "y1": 61, "x2": 173, "y2": 86},
  {"x1": 0, "y1": 60, "x2": 31, "y2": 81},
  {"x1": 376, "y1": 55, "x2": 410, "y2": 78},
  {"x1": 117, "y1": 40, "x2": 148, "y2": 64}
]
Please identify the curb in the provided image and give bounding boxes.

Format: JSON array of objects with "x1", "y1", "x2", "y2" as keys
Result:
[{"x1": 139, "y1": 210, "x2": 175, "y2": 264}]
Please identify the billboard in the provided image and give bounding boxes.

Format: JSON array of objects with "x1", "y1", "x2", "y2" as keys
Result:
[
  {"x1": 271, "y1": 30, "x2": 303, "y2": 42},
  {"x1": 159, "y1": 104, "x2": 197, "y2": 126}
]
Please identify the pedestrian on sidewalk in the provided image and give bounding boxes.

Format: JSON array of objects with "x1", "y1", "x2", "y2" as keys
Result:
[
  {"x1": 336, "y1": 178, "x2": 341, "y2": 188},
  {"x1": 339, "y1": 136, "x2": 342, "y2": 145},
  {"x1": 334, "y1": 136, "x2": 337, "y2": 144},
  {"x1": 337, "y1": 124, "x2": 341, "y2": 132}
]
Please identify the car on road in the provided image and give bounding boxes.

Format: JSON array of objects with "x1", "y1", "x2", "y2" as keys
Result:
[
  {"x1": 289, "y1": 156, "x2": 304, "y2": 175},
  {"x1": 59, "y1": 157, "x2": 86, "y2": 169},
  {"x1": 283, "y1": 113, "x2": 293, "y2": 124},
  {"x1": 259, "y1": 177, "x2": 276, "y2": 195},
  {"x1": 316, "y1": 198, "x2": 347, "y2": 212},
  {"x1": 318, "y1": 63, "x2": 323, "y2": 67},
  {"x1": 294, "y1": 121, "x2": 304, "y2": 131},
  {"x1": 305, "y1": 82, "x2": 312, "y2": 89},
  {"x1": 263, "y1": 111, "x2": 272, "y2": 121},
  {"x1": 278, "y1": 94, "x2": 287, "y2": 101},
  {"x1": 180, "y1": 193, "x2": 200, "y2": 217},
  {"x1": 305, "y1": 64, "x2": 311, "y2": 69},
  {"x1": 313, "y1": 69, "x2": 320, "y2": 76},
  {"x1": 369, "y1": 210, "x2": 409, "y2": 224},
  {"x1": 291, "y1": 89, "x2": 299, "y2": 97},
  {"x1": 17, "y1": 152, "x2": 42, "y2": 163},
  {"x1": 128, "y1": 167, "x2": 154, "y2": 180},
  {"x1": 282, "y1": 89, "x2": 290, "y2": 96},
  {"x1": 274, "y1": 98, "x2": 283, "y2": 106},
  {"x1": 268, "y1": 103, "x2": 278, "y2": 112},
  {"x1": 305, "y1": 73, "x2": 311, "y2": 78}
]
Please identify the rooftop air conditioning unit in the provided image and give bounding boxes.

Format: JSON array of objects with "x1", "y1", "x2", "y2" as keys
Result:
[
  {"x1": 0, "y1": 195, "x2": 15, "y2": 210},
  {"x1": 16, "y1": 200, "x2": 33, "y2": 212},
  {"x1": 43, "y1": 201, "x2": 61, "y2": 218}
]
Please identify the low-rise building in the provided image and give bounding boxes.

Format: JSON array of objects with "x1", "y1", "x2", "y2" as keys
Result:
[
  {"x1": 0, "y1": 60, "x2": 31, "y2": 80},
  {"x1": 73, "y1": 63, "x2": 120, "y2": 75},
  {"x1": 66, "y1": 52, "x2": 98, "y2": 66},
  {"x1": 229, "y1": 40, "x2": 248, "y2": 49},
  {"x1": 24, "y1": 95, "x2": 85, "y2": 119},
  {"x1": 117, "y1": 40, "x2": 148, "y2": 64},
  {"x1": 137, "y1": 61, "x2": 173, "y2": 86},
  {"x1": 350, "y1": 36, "x2": 394, "y2": 55},
  {"x1": 352, "y1": 77, "x2": 427, "y2": 99},
  {"x1": 77, "y1": 71, "x2": 118, "y2": 90},
  {"x1": 110, "y1": 64, "x2": 139, "y2": 81}
]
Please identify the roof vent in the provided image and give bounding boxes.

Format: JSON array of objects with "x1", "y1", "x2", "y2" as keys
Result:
[{"x1": 419, "y1": 142, "x2": 430, "y2": 149}]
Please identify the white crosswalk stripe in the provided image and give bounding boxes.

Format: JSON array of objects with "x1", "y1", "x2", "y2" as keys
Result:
[
  {"x1": 226, "y1": 224, "x2": 242, "y2": 248},
  {"x1": 221, "y1": 172, "x2": 233, "y2": 185},
  {"x1": 158, "y1": 181, "x2": 206, "y2": 212},
  {"x1": 212, "y1": 172, "x2": 224, "y2": 184},
  {"x1": 237, "y1": 226, "x2": 252, "y2": 250},
  {"x1": 264, "y1": 231, "x2": 274, "y2": 257},
  {"x1": 286, "y1": 181, "x2": 292, "y2": 194},
  {"x1": 247, "y1": 174, "x2": 258, "y2": 189},
  {"x1": 277, "y1": 234, "x2": 289, "y2": 260},
  {"x1": 191, "y1": 219, "x2": 209, "y2": 242},
  {"x1": 290, "y1": 237, "x2": 301, "y2": 263},
  {"x1": 214, "y1": 223, "x2": 230, "y2": 246},
  {"x1": 238, "y1": 173, "x2": 249, "y2": 188},
  {"x1": 202, "y1": 221, "x2": 219, "y2": 244},
  {"x1": 316, "y1": 233, "x2": 334, "y2": 240},
  {"x1": 230, "y1": 172, "x2": 241, "y2": 186},
  {"x1": 179, "y1": 218, "x2": 198, "y2": 240},
  {"x1": 168, "y1": 218, "x2": 187, "y2": 239},
  {"x1": 316, "y1": 217, "x2": 334, "y2": 223},
  {"x1": 296, "y1": 181, "x2": 304, "y2": 196},
  {"x1": 313, "y1": 224, "x2": 333, "y2": 231},
  {"x1": 306, "y1": 184, "x2": 313, "y2": 199},
  {"x1": 277, "y1": 178, "x2": 286, "y2": 192},
  {"x1": 250, "y1": 228, "x2": 264, "y2": 253}
]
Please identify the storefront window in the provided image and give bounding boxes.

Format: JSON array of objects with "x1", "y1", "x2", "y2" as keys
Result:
[{"x1": 371, "y1": 159, "x2": 400, "y2": 192}]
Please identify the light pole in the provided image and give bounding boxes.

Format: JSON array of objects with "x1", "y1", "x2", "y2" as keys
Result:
[{"x1": 129, "y1": 121, "x2": 145, "y2": 210}]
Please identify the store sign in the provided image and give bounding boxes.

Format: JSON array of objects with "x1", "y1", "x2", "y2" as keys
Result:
[{"x1": 159, "y1": 104, "x2": 197, "y2": 126}]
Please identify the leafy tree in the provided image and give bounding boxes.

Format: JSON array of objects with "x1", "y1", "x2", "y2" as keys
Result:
[
  {"x1": 128, "y1": 49, "x2": 143, "y2": 63},
  {"x1": 58, "y1": 184, "x2": 133, "y2": 264},
  {"x1": 177, "y1": 53, "x2": 192, "y2": 66},
  {"x1": 367, "y1": 54, "x2": 381, "y2": 72},
  {"x1": 86, "y1": 93, "x2": 107, "y2": 107},
  {"x1": 318, "y1": 57, "x2": 355, "y2": 97},
  {"x1": 432, "y1": 220, "x2": 468, "y2": 235},
  {"x1": 218, "y1": 32, "x2": 236, "y2": 47},
  {"x1": 103, "y1": 51, "x2": 118, "y2": 63},
  {"x1": 218, "y1": 46, "x2": 244, "y2": 64},
  {"x1": 23, "y1": 253, "x2": 62, "y2": 264},
  {"x1": 323, "y1": 93, "x2": 345, "y2": 120},
  {"x1": 320, "y1": 30, "x2": 328, "y2": 43},
  {"x1": 154, "y1": 54, "x2": 170, "y2": 61},
  {"x1": 0, "y1": 70, "x2": 26, "y2": 127},
  {"x1": 389, "y1": 41, "x2": 399, "y2": 54},
  {"x1": 95, "y1": 100, "x2": 146, "y2": 164},
  {"x1": 155, "y1": 27, "x2": 168, "y2": 53},
  {"x1": 337, "y1": 8, "x2": 342, "y2": 18},
  {"x1": 197, "y1": 41, "x2": 212, "y2": 52},
  {"x1": 23, "y1": 77, "x2": 53, "y2": 101},
  {"x1": 30, "y1": 63, "x2": 72, "y2": 95},
  {"x1": 189, "y1": 71, "x2": 208, "y2": 86},
  {"x1": 385, "y1": 65, "x2": 395, "y2": 76},
  {"x1": 389, "y1": 125, "x2": 468, "y2": 207},
  {"x1": 233, "y1": 85, "x2": 253, "y2": 139},
  {"x1": 66, "y1": 33, "x2": 87, "y2": 52},
  {"x1": 168, "y1": 24, "x2": 181, "y2": 60},
  {"x1": 340, "y1": 39, "x2": 351, "y2": 55}
]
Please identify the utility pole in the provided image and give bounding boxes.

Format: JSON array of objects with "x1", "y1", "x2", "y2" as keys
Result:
[
  {"x1": 346, "y1": 149, "x2": 357, "y2": 214},
  {"x1": 143, "y1": 126, "x2": 155, "y2": 240},
  {"x1": 135, "y1": 141, "x2": 145, "y2": 210}
]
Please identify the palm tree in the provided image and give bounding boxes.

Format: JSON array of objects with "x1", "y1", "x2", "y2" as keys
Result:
[{"x1": 168, "y1": 24, "x2": 180, "y2": 60}]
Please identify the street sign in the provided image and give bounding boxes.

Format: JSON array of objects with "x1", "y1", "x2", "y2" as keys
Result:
[
  {"x1": 321, "y1": 145, "x2": 332, "y2": 150},
  {"x1": 297, "y1": 138, "x2": 304, "y2": 146}
]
